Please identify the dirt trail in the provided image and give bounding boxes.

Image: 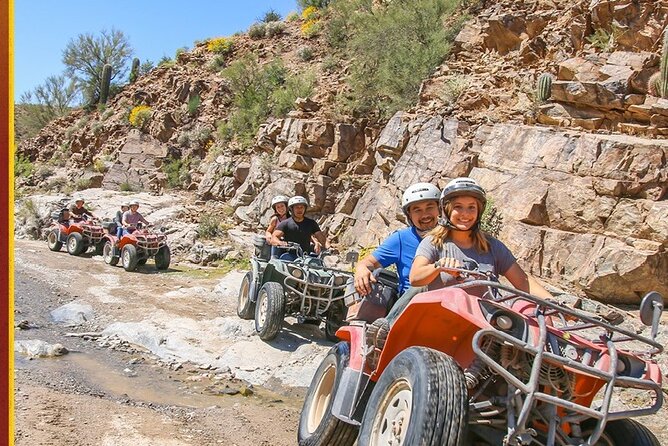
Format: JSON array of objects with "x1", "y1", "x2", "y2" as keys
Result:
[{"x1": 13, "y1": 239, "x2": 325, "y2": 446}]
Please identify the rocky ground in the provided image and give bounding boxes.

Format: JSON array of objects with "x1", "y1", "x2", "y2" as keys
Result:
[{"x1": 13, "y1": 238, "x2": 340, "y2": 445}]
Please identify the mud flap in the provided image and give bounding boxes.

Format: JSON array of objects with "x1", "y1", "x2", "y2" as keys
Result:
[
  {"x1": 249, "y1": 258, "x2": 263, "y2": 304},
  {"x1": 330, "y1": 366, "x2": 373, "y2": 425}
]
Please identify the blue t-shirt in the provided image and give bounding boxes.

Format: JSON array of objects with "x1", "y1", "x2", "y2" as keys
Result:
[{"x1": 372, "y1": 227, "x2": 423, "y2": 294}]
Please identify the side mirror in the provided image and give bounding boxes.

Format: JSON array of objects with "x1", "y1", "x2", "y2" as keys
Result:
[
  {"x1": 345, "y1": 251, "x2": 359, "y2": 266},
  {"x1": 639, "y1": 291, "x2": 663, "y2": 340}
]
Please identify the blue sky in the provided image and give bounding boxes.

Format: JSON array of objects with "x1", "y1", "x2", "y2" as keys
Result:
[{"x1": 14, "y1": 0, "x2": 299, "y2": 100}]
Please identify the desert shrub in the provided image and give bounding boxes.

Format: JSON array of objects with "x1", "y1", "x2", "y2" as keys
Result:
[
  {"x1": 439, "y1": 74, "x2": 469, "y2": 104},
  {"x1": 265, "y1": 21, "x2": 286, "y2": 37},
  {"x1": 128, "y1": 105, "x2": 152, "y2": 128},
  {"x1": 301, "y1": 20, "x2": 322, "y2": 38},
  {"x1": 93, "y1": 158, "x2": 107, "y2": 173},
  {"x1": 119, "y1": 181, "x2": 135, "y2": 192},
  {"x1": 209, "y1": 55, "x2": 227, "y2": 72},
  {"x1": 586, "y1": 26, "x2": 623, "y2": 52},
  {"x1": 480, "y1": 198, "x2": 503, "y2": 237},
  {"x1": 297, "y1": 45, "x2": 315, "y2": 61},
  {"x1": 248, "y1": 22, "x2": 266, "y2": 39},
  {"x1": 197, "y1": 215, "x2": 224, "y2": 239},
  {"x1": 14, "y1": 154, "x2": 34, "y2": 177},
  {"x1": 187, "y1": 94, "x2": 201, "y2": 116},
  {"x1": 301, "y1": 6, "x2": 320, "y2": 21},
  {"x1": 298, "y1": 0, "x2": 330, "y2": 9},
  {"x1": 75, "y1": 177, "x2": 92, "y2": 191},
  {"x1": 175, "y1": 47, "x2": 188, "y2": 58},
  {"x1": 158, "y1": 56, "x2": 175, "y2": 68},
  {"x1": 321, "y1": 55, "x2": 339, "y2": 72},
  {"x1": 286, "y1": 11, "x2": 300, "y2": 22},
  {"x1": 207, "y1": 37, "x2": 234, "y2": 55},
  {"x1": 220, "y1": 55, "x2": 315, "y2": 148},
  {"x1": 101, "y1": 107, "x2": 114, "y2": 121},
  {"x1": 162, "y1": 156, "x2": 192, "y2": 189},
  {"x1": 334, "y1": 0, "x2": 465, "y2": 118},
  {"x1": 261, "y1": 9, "x2": 282, "y2": 22}
]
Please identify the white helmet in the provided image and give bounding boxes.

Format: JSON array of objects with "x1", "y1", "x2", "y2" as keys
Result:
[
  {"x1": 439, "y1": 177, "x2": 487, "y2": 230},
  {"x1": 129, "y1": 200, "x2": 140, "y2": 206},
  {"x1": 288, "y1": 195, "x2": 308, "y2": 211},
  {"x1": 270, "y1": 195, "x2": 289, "y2": 211},
  {"x1": 440, "y1": 177, "x2": 486, "y2": 209},
  {"x1": 401, "y1": 183, "x2": 440, "y2": 224},
  {"x1": 73, "y1": 196, "x2": 85, "y2": 203},
  {"x1": 121, "y1": 202, "x2": 130, "y2": 208}
]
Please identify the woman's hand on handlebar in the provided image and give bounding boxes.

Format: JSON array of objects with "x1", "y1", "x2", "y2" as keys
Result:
[{"x1": 434, "y1": 257, "x2": 462, "y2": 276}]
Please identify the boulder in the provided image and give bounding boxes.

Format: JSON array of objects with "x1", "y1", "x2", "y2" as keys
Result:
[{"x1": 550, "y1": 81, "x2": 624, "y2": 109}]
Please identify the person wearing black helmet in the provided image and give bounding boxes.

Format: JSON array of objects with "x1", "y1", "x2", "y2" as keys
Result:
[
  {"x1": 409, "y1": 177, "x2": 550, "y2": 296},
  {"x1": 271, "y1": 195, "x2": 328, "y2": 261}
]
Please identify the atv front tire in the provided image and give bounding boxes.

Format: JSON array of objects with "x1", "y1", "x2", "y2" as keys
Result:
[
  {"x1": 155, "y1": 246, "x2": 171, "y2": 270},
  {"x1": 121, "y1": 244, "x2": 139, "y2": 272},
  {"x1": 358, "y1": 347, "x2": 468, "y2": 446},
  {"x1": 66, "y1": 232, "x2": 85, "y2": 256},
  {"x1": 298, "y1": 342, "x2": 358, "y2": 446},
  {"x1": 237, "y1": 271, "x2": 256, "y2": 320},
  {"x1": 102, "y1": 241, "x2": 118, "y2": 266},
  {"x1": 254, "y1": 282, "x2": 285, "y2": 341},
  {"x1": 47, "y1": 230, "x2": 62, "y2": 252},
  {"x1": 585, "y1": 419, "x2": 660, "y2": 446}
]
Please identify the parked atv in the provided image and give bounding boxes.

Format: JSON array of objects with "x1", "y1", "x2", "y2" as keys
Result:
[
  {"x1": 46, "y1": 212, "x2": 105, "y2": 256},
  {"x1": 101, "y1": 223, "x2": 170, "y2": 272},
  {"x1": 237, "y1": 237, "x2": 353, "y2": 342},
  {"x1": 298, "y1": 262, "x2": 664, "y2": 446}
]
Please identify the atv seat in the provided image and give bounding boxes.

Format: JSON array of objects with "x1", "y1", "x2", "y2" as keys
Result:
[
  {"x1": 253, "y1": 234, "x2": 271, "y2": 261},
  {"x1": 102, "y1": 221, "x2": 118, "y2": 234},
  {"x1": 344, "y1": 268, "x2": 399, "y2": 322}
]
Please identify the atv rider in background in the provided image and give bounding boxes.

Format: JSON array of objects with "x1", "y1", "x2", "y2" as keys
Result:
[
  {"x1": 58, "y1": 208, "x2": 72, "y2": 227},
  {"x1": 69, "y1": 197, "x2": 96, "y2": 222},
  {"x1": 115, "y1": 202, "x2": 130, "y2": 239},
  {"x1": 353, "y1": 182, "x2": 441, "y2": 297},
  {"x1": 121, "y1": 200, "x2": 150, "y2": 235},
  {"x1": 265, "y1": 195, "x2": 290, "y2": 258},
  {"x1": 271, "y1": 195, "x2": 328, "y2": 261}
]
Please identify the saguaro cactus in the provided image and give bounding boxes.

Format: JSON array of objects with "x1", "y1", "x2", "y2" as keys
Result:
[
  {"x1": 536, "y1": 73, "x2": 553, "y2": 103},
  {"x1": 659, "y1": 31, "x2": 668, "y2": 98},
  {"x1": 99, "y1": 64, "x2": 112, "y2": 104},
  {"x1": 129, "y1": 57, "x2": 140, "y2": 84}
]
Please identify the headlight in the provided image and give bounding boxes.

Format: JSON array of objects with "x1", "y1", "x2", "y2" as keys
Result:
[
  {"x1": 333, "y1": 275, "x2": 346, "y2": 286},
  {"x1": 290, "y1": 268, "x2": 303, "y2": 279}
]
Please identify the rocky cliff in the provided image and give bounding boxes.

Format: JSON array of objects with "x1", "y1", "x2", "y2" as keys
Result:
[{"x1": 15, "y1": 0, "x2": 668, "y2": 303}]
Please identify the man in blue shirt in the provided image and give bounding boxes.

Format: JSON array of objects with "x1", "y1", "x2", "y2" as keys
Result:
[{"x1": 353, "y1": 182, "x2": 441, "y2": 296}]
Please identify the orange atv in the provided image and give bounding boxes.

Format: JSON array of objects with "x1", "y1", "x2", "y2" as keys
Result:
[
  {"x1": 101, "y1": 223, "x2": 170, "y2": 272},
  {"x1": 46, "y1": 212, "x2": 105, "y2": 256},
  {"x1": 298, "y1": 262, "x2": 664, "y2": 446}
]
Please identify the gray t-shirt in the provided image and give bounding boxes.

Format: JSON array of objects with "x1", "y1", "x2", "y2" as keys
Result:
[{"x1": 415, "y1": 235, "x2": 516, "y2": 291}]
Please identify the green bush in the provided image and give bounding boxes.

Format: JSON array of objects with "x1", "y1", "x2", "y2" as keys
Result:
[
  {"x1": 586, "y1": 26, "x2": 623, "y2": 52},
  {"x1": 14, "y1": 154, "x2": 34, "y2": 177},
  {"x1": 298, "y1": 0, "x2": 330, "y2": 10},
  {"x1": 286, "y1": 11, "x2": 300, "y2": 22},
  {"x1": 329, "y1": 0, "x2": 465, "y2": 118},
  {"x1": 297, "y1": 45, "x2": 315, "y2": 61},
  {"x1": 75, "y1": 177, "x2": 92, "y2": 191},
  {"x1": 162, "y1": 156, "x2": 191, "y2": 189},
  {"x1": 248, "y1": 22, "x2": 266, "y2": 39},
  {"x1": 261, "y1": 9, "x2": 282, "y2": 22},
  {"x1": 158, "y1": 56, "x2": 175, "y2": 68},
  {"x1": 265, "y1": 21, "x2": 286, "y2": 37},
  {"x1": 480, "y1": 198, "x2": 503, "y2": 237},
  {"x1": 187, "y1": 94, "x2": 201, "y2": 116},
  {"x1": 197, "y1": 215, "x2": 224, "y2": 239},
  {"x1": 175, "y1": 47, "x2": 188, "y2": 58},
  {"x1": 439, "y1": 74, "x2": 469, "y2": 105},
  {"x1": 119, "y1": 181, "x2": 135, "y2": 192},
  {"x1": 219, "y1": 55, "x2": 315, "y2": 149}
]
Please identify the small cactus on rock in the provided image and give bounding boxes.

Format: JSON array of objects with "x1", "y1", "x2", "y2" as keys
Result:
[
  {"x1": 99, "y1": 64, "x2": 112, "y2": 104},
  {"x1": 536, "y1": 73, "x2": 553, "y2": 103},
  {"x1": 648, "y1": 30, "x2": 668, "y2": 98},
  {"x1": 129, "y1": 57, "x2": 140, "y2": 83}
]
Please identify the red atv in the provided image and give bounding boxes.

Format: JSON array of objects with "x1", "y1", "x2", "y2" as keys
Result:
[
  {"x1": 46, "y1": 212, "x2": 105, "y2": 256},
  {"x1": 298, "y1": 262, "x2": 664, "y2": 446},
  {"x1": 101, "y1": 223, "x2": 171, "y2": 272}
]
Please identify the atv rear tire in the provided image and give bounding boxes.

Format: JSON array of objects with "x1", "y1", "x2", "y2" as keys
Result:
[
  {"x1": 66, "y1": 232, "x2": 85, "y2": 256},
  {"x1": 298, "y1": 342, "x2": 358, "y2": 446},
  {"x1": 586, "y1": 419, "x2": 660, "y2": 446},
  {"x1": 358, "y1": 347, "x2": 468, "y2": 446},
  {"x1": 237, "y1": 271, "x2": 256, "y2": 320},
  {"x1": 155, "y1": 246, "x2": 171, "y2": 270},
  {"x1": 254, "y1": 282, "x2": 285, "y2": 341},
  {"x1": 103, "y1": 241, "x2": 118, "y2": 266},
  {"x1": 324, "y1": 301, "x2": 346, "y2": 342},
  {"x1": 121, "y1": 244, "x2": 139, "y2": 272},
  {"x1": 47, "y1": 230, "x2": 62, "y2": 252}
]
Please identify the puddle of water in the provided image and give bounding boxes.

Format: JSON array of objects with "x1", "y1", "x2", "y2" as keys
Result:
[{"x1": 16, "y1": 351, "x2": 302, "y2": 409}]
